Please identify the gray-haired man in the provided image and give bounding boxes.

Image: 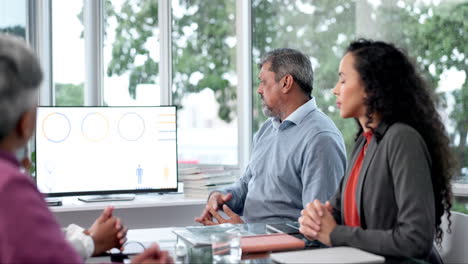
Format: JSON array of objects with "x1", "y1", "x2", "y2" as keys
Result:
[{"x1": 196, "y1": 48, "x2": 346, "y2": 225}]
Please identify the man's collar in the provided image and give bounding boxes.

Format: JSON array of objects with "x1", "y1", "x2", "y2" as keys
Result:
[{"x1": 270, "y1": 97, "x2": 317, "y2": 129}]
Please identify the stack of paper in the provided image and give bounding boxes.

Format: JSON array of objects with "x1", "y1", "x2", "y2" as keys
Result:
[{"x1": 178, "y1": 164, "x2": 240, "y2": 198}]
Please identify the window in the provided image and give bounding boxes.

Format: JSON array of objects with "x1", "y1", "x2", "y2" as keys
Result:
[
  {"x1": 172, "y1": 0, "x2": 237, "y2": 165},
  {"x1": 19, "y1": 0, "x2": 466, "y2": 211},
  {"x1": 52, "y1": 0, "x2": 85, "y2": 106},
  {"x1": 103, "y1": 0, "x2": 160, "y2": 106},
  {"x1": 353, "y1": 0, "x2": 467, "y2": 185},
  {"x1": 0, "y1": 0, "x2": 26, "y2": 38},
  {"x1": 252, "y1": 0, "x2": 357, "y2": 152},
  {"x1": 253, "y1": 0, "x2": 467, "y2": 212}
]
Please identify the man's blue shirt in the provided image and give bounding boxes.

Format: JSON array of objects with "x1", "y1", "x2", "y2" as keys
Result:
[{"x1": 219, "y1": 98, "x2": 346, "y2": 223}]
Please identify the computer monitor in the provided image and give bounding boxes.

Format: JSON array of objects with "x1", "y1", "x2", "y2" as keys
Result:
[{"x1": 35, "y1": 106, "x2": 178, "y2": 197}]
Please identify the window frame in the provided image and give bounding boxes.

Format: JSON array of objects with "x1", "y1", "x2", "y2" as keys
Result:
[
  {"x1": 30, "y1": 0, "x2": 253, "y2": 170},
  {"x1": 26, "y1": 0, "x2": 466, "y2": 196}
]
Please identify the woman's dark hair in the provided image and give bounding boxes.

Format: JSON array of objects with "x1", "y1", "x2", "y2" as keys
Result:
[{"x1": 346, "y1": 38, "x2": 456, "y2": 245}]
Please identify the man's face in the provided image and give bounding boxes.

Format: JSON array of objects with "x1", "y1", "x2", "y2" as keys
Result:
[
  {"x1": 257, "y1": 62, "x2": 282, "y2": 118},
  {"x1": 13, "y1": 106, "x2": 36, "y2": 167}
]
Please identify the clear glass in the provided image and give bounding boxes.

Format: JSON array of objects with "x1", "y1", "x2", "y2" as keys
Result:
[
  {"x1": 52, "y1": 0, "x2": 85, "y2": 106},
  {"x1": 252, "y1": 0, "x2": 468, "y2": 185},
  {"x1": 0, "y1": 0, "x2": 26, "y2": 38},
  {"x1": 172, "y1": 0, "x2": 238, "y2": 165},
  {"x1": 174, "y1": 242, "x2": 188, "y2": 264},
  {"x1": 103, "y1": 0, "x2": 160, "y2": 106},
  {"x1": 210, "y1": 232, "x2": 241, "y2": 264}
]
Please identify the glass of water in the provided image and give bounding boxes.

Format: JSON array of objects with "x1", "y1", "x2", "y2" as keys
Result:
[{"x1": 211, "y1": 232, "x2": 242, "y2": 264}]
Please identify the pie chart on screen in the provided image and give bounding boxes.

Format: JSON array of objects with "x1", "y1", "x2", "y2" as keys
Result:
[
  {"x1": 118, "y1": 112, "x2": 146, "y2": 141},
  {"x1": 42, "y1": 112, "x2": 71, "y2": 143},
  {"x1": 81, "y1": 112, "x2": 110, "y2": 142}
]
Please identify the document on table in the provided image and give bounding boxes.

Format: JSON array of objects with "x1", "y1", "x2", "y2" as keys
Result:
[{"x1": 270, "y1": 246, "x2": 385, "y2": 264}]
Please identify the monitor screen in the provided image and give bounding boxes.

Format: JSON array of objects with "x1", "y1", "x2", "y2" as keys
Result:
[{"x1": 35, "y1": 106, "x2": 178, "y2": 196}]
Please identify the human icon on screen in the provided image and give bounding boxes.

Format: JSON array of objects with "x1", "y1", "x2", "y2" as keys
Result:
[
  {"x1": 44, "y1": 160, "x2": 57, "y2": 192},
  {"x1": 136, "y1": 164, "x2": 144, "y2": 185}
]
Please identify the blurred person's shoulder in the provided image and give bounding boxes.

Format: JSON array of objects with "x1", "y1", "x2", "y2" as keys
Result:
[
  {"x1": 0, "y1": 155, "x2": 35, "y2": 194},
  {"x1": 0, "y1": 156, "x2": 20, "y2": 186}
]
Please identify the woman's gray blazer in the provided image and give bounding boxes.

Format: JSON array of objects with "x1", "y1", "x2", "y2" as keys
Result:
[{"x1": 329, "y1": 122, "x2": 436, "y2": 260}]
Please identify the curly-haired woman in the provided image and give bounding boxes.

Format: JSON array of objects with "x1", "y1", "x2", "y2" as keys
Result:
[{"x1": 299, "y1": 39, "x2": 456, "y2": 263}]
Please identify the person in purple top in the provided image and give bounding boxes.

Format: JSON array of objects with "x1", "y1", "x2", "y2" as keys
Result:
[{"x1": 0, "y1": 34, "x2": 173, "y2": 263}]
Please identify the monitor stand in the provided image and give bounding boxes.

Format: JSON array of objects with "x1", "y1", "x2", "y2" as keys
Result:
[
  {"x1": 78, "y1": 194, "x2": 136, "y2": 203},
  {"x1": 45, "y1": 197, "x2": 63, "y2": 206}
]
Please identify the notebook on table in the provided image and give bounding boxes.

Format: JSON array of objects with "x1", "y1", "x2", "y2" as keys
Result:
[{"x1": 270, "y1": 246, "x2": 385, "y2": 264}]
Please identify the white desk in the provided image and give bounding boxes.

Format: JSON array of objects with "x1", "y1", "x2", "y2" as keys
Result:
[{"x1": 52, "y1": 193, "x2": 206, "y2": 229}]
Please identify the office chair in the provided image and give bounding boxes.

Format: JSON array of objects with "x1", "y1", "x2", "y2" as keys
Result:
[{"x1": 438, "y1": 211, "x2": 468, "y2": 263}]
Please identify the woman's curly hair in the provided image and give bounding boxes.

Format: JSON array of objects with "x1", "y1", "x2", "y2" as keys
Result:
[{"x1": 345, "y1": 38, "x2": 457, "y2": 245}]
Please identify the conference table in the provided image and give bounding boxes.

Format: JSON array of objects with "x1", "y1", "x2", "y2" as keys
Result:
[
  {"x1": 88, "y1": 223, "x2": 283, "y2": 263},
  {"x1": 87, "y1": 222, "x2": 390, "y2": 264}
]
